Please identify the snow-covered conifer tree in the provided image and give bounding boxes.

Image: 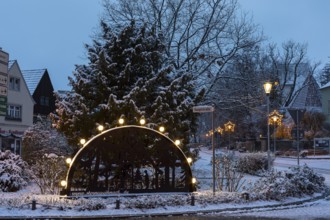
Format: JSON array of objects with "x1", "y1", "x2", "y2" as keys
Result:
[{"x1": 53, "y1": 21, "x2": 204, "y2": 153}]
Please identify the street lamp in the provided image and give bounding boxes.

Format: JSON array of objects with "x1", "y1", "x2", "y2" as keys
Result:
[
  {"x1": 263, "y1": 81, "x2": 273, "y2": 170},
  {"x1": 216, "y1": 127, "x2": 223, "y2": 134},
  {"x1": 224, "y1": 121, "x2": 235, "y2": 151},
  {"x1": 269, "y1": 110, "x2": 283, "y2": 156}
]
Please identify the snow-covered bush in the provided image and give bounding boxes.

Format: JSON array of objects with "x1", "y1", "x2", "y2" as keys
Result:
[
  {"x1": 215, "y1": 154, "x2": 245, "y2": 192},
  {"x1": 32, "y1": 153, "x2": 67, "y2": 194},
  {"x1": 195, "y1": 191, "x2": 242, "y2": 206},
  {"x1": 123, "y1": 194, "x2": 189, "y2": 209},
  {"x1": 250, "y1": 164, "x2": 327, "y2": 200},
  {"x1": 285, "y1": 164, "x2": 327, "y2": 196},
  {"x1": 0, "y1": 150, "x2": 32, "y2": 192},
  {"x1": 236, "y1": 152, "x2": 273, "y2": 175},
  {"x1": 78, "y1": 201, "x2": 106, "y2": 211},
  {"x1": 22, "y1": 116, "x2": 72, "y2": 166}
]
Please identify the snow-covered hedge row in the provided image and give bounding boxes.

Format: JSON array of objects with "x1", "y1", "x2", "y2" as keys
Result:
[
  {"x1": 250, "y1": 164, "x2": 328, "y2": 200},
  {"x1": 0, "y1": 150, "x2": 32, "y2": 192},
  {"x1": 0, "y1": 192, "x2": 245, "y2": 211},
  {"x1": 236, "y1": 152, "x2": 273, "y2": 175}
]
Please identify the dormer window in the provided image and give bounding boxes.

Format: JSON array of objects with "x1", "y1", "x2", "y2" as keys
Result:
[{"x1": 9, "y1": 77, "x2": 20, "y2": 91}]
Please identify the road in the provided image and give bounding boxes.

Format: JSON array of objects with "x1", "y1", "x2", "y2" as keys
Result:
[{"x1": 274, "y1": 156, "x2": 330, "y2": 175}]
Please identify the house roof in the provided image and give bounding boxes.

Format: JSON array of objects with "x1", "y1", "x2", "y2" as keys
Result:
[
  {"x1": 8, "y1": 60, "x2": 15, "y2": 70},
  {"x1": 21, "y1": 69, "x2": 46, "y2": 95},
  {"x1": 320, "y1": 81, "x2": 330, "y2": 90},
  {"x1": 289, "y1": 74, "x2": 322, "y2": 112}
]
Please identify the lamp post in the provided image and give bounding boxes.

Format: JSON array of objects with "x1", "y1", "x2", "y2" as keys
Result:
[
  {"x1": 216, "y1": 127, "x2": 223, "y2": 149},
  {"x1": 263, "y1": 81, "x2": 273, "y2": 170},
  {"x1": 224, "y1": 121, "x2": 235, "y2": 151},
  {"x1": 193, "y1": 105, "x2": 215, "y2": 195},
  {"x1": 269, "y1": 110, "x2": 283, "y2": 156}
]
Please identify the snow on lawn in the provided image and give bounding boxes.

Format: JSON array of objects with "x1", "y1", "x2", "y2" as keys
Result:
[{"x1": 0, "y1": 148, "x2": 330, "y2": 218}]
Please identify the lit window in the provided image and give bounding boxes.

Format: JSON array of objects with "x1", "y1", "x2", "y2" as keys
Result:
[{"x1": 9, "y1": 77, "x2": 20, "y2": 91}]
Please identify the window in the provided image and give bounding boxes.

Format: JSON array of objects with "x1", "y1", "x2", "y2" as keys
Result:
[
  {"x1": 1, "y1": 138, "x2": 21, "y2": 155},
  {"x1": 40, "y1": 96, "x2": 49, "y2": 106},
  {"x1": 6, "y1": 104, "x2": 22, "y2": 120},
  {"x1": 9, "y1": 77, "x2": 20, "y2": 91}
]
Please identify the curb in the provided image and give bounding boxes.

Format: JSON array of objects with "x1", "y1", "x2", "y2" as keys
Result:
[{"x1": 0, "y1": 191, "x2": 329, "y2": 219}]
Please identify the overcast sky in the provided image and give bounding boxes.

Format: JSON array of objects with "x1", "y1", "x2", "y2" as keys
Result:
[{"x1": 0, "y1": 0, "x2": 329, "y2": 91}]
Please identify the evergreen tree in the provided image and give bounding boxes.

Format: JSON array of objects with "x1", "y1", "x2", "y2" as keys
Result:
[
  {"x1": 320, "y1": 62, "x2": 330, "y2": 86},
  {"x1": 52, "y1": 21, "x2": 204, "y2": 153}
]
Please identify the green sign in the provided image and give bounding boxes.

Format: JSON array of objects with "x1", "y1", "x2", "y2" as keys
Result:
[{"x1": 0, "y1": 96, "x2": 7, "y2": 116}]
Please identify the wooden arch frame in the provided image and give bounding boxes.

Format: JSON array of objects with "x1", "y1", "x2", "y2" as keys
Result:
[{"x1": 62, "y1": 125, "x2": 195, "y2": 196}]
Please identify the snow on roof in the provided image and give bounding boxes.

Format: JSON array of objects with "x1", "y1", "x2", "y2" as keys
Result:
[
  {"x1": 289, "y1": 74, "x2": 322, "y2": 111},
  {"x1": 21, "y1": 69, "x2": 46, "y2": 94},
  {"x1": 320, "y1": 81, "x2": 330, "y2": 90},
  {"x1": 8, "y1": 60, "x2": 15, "y2": 70}
]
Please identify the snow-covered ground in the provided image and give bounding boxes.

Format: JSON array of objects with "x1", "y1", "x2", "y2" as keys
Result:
[{"x1": 1, "y1": 148, "x2": 330, "y2": 219}]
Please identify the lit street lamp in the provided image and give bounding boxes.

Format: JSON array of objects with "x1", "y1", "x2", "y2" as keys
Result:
[
  {"x1": 264, "y1": 81, "x2": 273, "y2": 170},
  {"x1": 224, "y1": 121, "x2": 235, "y2": 151},
  {"x1": 269, "y1": 110, "x2": 283, "y2": 155}
]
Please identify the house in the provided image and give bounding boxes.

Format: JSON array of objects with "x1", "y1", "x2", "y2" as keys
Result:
[
  {"x1": 0, "y1": 49, "x2": 34, "y2": 155},
  {"x1": 278, "y1": 63, "x2": 311, "y2": 106},
  {"x1": 320, "y1": 82, "x2": 330, "y2": 123},
  {"x1": 288, "y1": 73, "x2": 322, "y2": 112},
  {"x1": 22, "y1": 69, "x2": 55, "y2": 120}
]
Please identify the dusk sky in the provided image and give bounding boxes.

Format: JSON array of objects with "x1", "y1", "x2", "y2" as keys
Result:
[{"x1": 1, "y1": 0, "x2": 329, "y2": 91}]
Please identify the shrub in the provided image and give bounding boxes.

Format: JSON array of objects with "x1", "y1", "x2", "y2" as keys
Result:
[
  {"x1": 250, "y1": 164, "x2": 327, "y2": 200},
  {"x1": 32, "y1": 153, "x2": 67, "y2": 194},
  {"x1": 0, "y1": 150, "x2": 32, "y2": 192},
  {"x1": 236, "y1": 152, "x2": 273, "y2": 175},
  {"x1": 285, "y1": 164, "x2": 326, "y2": 196},
  {"x1": 215, "y1": 154, "x2": 245, "y2": 192},
  {"x1": 22, "y1": 116, "x2": 72, "y2": 166}
]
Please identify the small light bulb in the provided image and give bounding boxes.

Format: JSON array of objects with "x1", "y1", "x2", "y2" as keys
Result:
[
  {"x1": 65, "y1": 158, "x2": 72, "y2": 165},
  {"x1": 60, "y1": 180, "x2": 67, "y2": 187},
  {"x1": 159, "y1": 126, "x2": 165, "y2": 132},
  {"x1": 118, "y1": 118, "x2": 124, "y2": 125},
  {"x1": 140, "y1": 118, "x2": 146, "y2": 125},
  {"x1": 80, "y1": 139, "x2": 86, "y2": 145},
  {"x1": 97, "y1": 125, "x2": 104, "y2": 132}
]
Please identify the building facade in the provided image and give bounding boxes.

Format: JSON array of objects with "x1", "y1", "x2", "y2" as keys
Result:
[
  {"x1": 320, "y1": 82, "x2": 330, "y2": 123},
  {"x1": 0, "y1": 49, "x2": 34, "y2": 154},
  {"x1": 22, "y1": 69, "x2": 56, "y2": 119}
]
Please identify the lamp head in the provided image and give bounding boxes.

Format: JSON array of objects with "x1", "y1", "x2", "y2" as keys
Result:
[{"x1": 263, "y1": 81, "x2": 273, "y2": 95}]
